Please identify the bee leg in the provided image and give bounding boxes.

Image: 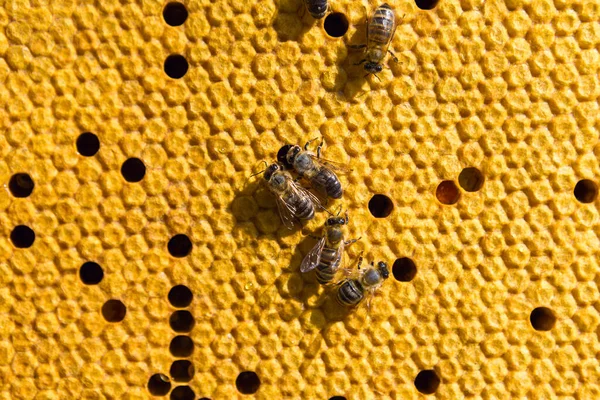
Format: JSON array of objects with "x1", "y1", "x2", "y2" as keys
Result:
[
  {"x1": 304, "y1": 137, "x2": 320, "y2": 151},
  {"x1": 366, "y1": 290, "x2": 374, "y2": 316},
  {"x1": 356, "y1": 252, "x2": 364, "y2": 270},
  {"x1": 316, "y1": 138, "x2": 325, "y2": 159},
  {"x1": 388, "y1": 50, "x2": 399, "y2": 63},
  {"x1": 344, "y1": 237, "x2": 361, "y2": 246}
]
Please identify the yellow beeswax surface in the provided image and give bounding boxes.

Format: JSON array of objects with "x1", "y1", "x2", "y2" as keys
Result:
[{"x1": 0, "y1": 0, "x2": 599, "y2": 398}]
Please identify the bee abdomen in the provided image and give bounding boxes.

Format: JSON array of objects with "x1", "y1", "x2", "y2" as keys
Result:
[
  {"x1": 316, "y1": 247, "x2": 339, "y2": 284},
  {"x1": 337, "y1": 279, "x2": 363, "y2": 306},
  {"x1": 305, "y1": 0, "x2": 328, "y2": 19},
  {"x1": 369, "y1": 4, "x2": 395, "y2": 44},
  {"x1": 295, "y1": 196, "x2": 315, "y2": 220},
  {"x1": 313, "y1": 170, "x2": 342, "y2": 199}
]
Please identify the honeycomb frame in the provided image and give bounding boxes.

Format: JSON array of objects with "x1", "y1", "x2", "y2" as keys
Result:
[{"x1": 0, "y1": 0, "x2": 599, "y2": 398}]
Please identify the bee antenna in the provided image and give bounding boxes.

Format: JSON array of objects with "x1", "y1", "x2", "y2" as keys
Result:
[
  {"x1": 374, "y1": 74, "x2": 382, "y2": 82},
  {"x1": 249, "y1": 161, "x2": 268, "y2": 179},
  {"x1": 336, "y1": 205, "x2": 343, "y2": 216}
]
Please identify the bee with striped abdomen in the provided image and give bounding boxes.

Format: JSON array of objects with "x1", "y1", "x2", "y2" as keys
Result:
[
  {"x1": 300, "y1": 211, "x2": 360, "y2": 285},
  {"x1": 303, "y1": 0, "x2": 328, "y2": 19},
  {"x1": 252, "y1": 162, "x2": 322, "y2": 229},
  {"x1": 336, "y1": 257, "x2": 389, "y2": 309},
  {"x1": 286, "y1": 138, "x2": 347, "y2": 200},
  {"x1": 350, "y1": 3, "x2": 399, "y2": 76}
]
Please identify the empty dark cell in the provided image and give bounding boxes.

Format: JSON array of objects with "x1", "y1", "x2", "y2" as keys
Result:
[
  {"x1": 168, "y1": 285, "x2": 193, "y2": 308},
  {"x1": 324, "y1": 13, "x2": 349, "y2": 38},
  {"x1": 102, "y1": 299, "x2": 126, "y2": 322},
  {"x1": 414, "y1": 369, "x2": 440, "y2": 395},
  {"x1": 170, "y1": 386, "x2": 195, "y2": 400},
  {"x1": 277, "y1": 144, "x2": 293, "y2": 169},
  {"x1": 236, "y1": 371, "x2": 260, "y2": 395},
  {"x1": 415, "y1": 0, "x2": 439, "y2": 10},
  {"x1": 163, "y1": 2, "x2": 188, "y2": 26},
  {"x1": 458, "y1": 167, "x2": 484, "y2": 192},
  {"x1": 11, "y1": 225, "x2": 35, "y2": 248},
  {"x1": 9, "y1": 173, "x2": 34, "y2": 197},
  {"x1": 574, "y1": 179, "x2": 598, "y2": 203},
  {"x1": 148, "y1": 373, "x2": 171, "y2": 396},
  {"x1": 392, "y1": 258, "x2": 417, "y2": 282},
  {"x1": 530, "y1": 307, "x2": 556, "y2": 331},
  {"x1": 170, "y1": 336, "x2": 194, "y2": 357},
  {"x1": 168, "y1": 234, "x2": 193, "y2": 258},
  {"x1": 79, "y1": 261, "x2": 104, "y2": 285},
  {"x1": 436, "y1": 180, "x2": 460, "y2": 205},
  {"x1": 368, "y1": 194, "x2": 394, "y2": 218},
  {"x1": 198, "y1": 398, "x2": 211, "y2": 400},
  {"x1": 170, "y1": 360, "x2": 194, "y2": 382},
  {"x1": 121, "y1": 158, "x2": 146, "y2": 183},
  {"x1": 76, "y1": 132, "x2": 100, "y2": 157},
  {"x1": 164, "y1": 55, "x2": 189, "y2": 79},
  {"x1": 170, "y1": 310, "x2": 195, "y2": 332},
  {"x1": 329, "y1": 397, "x2": 347, "y2": 400}
]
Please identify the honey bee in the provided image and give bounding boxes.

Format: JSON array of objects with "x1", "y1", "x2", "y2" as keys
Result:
[
  {"x1": 285, "y1": 138, "x2": 347, "y2": 200},
  {"x1": 335, "y1": 257, "x2": 389, "y2": 309},
  {"x1": 350, "y1": 3, "x2": 399, "y2": 76},
  {"x1": 304, "y1": 0, "x2": 328, "y2": 19},
  {"x1": 300, "y1": 211, "x2": 360, "y2": 285},
  {"x1": 252, "y1": 162, "x2": 322, "y2": 229}
]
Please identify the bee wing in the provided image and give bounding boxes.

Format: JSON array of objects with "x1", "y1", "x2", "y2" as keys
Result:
[
  {"x1": 332, "y1": 239, "x2": 345, "y2": 274},
  {"x1": 300, "y1": 236, "x2": 326, "y2": 273},
  {"x1": 290, "y1": 180, "x2": 325, "y2": 211},
  {"x1": 309, "y1": 154, "x2": 352, "y2": 174},
  {"x1": 275, "y1": 195, "x2": 299, "y2": 230}
]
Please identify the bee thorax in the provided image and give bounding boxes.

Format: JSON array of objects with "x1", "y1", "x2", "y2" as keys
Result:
[{"x1": 363, "y1": 269, "x2": 381, "y2": 286}]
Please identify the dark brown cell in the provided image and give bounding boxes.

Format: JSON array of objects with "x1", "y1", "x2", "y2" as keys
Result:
[{"x1": 436, "y1": 180, "x2": 460, "y2": 205}]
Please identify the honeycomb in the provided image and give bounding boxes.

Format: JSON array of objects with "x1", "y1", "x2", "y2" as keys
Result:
[{"x1": 1, "y1": 0, "x2": 599, "y2": 398}]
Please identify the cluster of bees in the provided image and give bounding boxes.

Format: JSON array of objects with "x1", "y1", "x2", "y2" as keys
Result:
[
  {"x1": 252, "y1": 139, "x2": 389, "y2": 309},
  {"x1": 306, "y1": 1, "x2": 399, "y2": 77},
  {"x1": 249, "y1": 4, "x2": 401, "y2": 308}
]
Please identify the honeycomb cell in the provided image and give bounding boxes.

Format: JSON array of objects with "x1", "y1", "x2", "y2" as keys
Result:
[
  {"x1": 530, "y1": 307, "x2": 557, "y2": 331},
  {"x1": 8, "y1": 173, "x2": 34, "y2": 198},
  {"x1": 170, "y1": 336, "x2": 194, "y2": 357},
  {"x1": 436, "y1": 181, "x2": 460, "y2": 205},
  {"x1": 163, "y1": 2, "x2": 188, "y2": 27},
  {"x1": 236, "y1": 371, "x2": 261, "y2": 395},
  {"x1": 76, "y1": 132, "x2": 100, "y2": 157},
  {"x1": 10, "y1": 225, "x2": 35, "y2": 249},
  {"x1": 102, "y1": 300, "x2": 127, "y2": 323},
  {"x1": 79, "y1": 262, "x2": 104, "y2": 285},
  {"x1": 148, "y1": 373, "x2": 171, "y2": 396},
  {"x1": 169, "y1": 310, "x2": 195, "y2": 333},
  {"x1": 324, "y1": 13, "x2": 349, "y2": 38},
  {"x1": 368, "y1": 194, "x2": 394, "y2": 218},
  {"x1": 168, "y1": 234, "x2": 192, "y2": 258}
]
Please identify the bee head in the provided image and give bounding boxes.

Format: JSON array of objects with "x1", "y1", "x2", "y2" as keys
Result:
[
  {"x1": 277, "y1": 144, "x2": 294, "y2": 169},
  {"x1": 326, "y1": 217, "x2": 346, "y2": 226},
  {"x1": 377, "y1": 261, "x2": 390, "y2": 279},
  {"x1": 264, "y1": 163, "x2": 280, "y2": 181},
  {"x1": 364, "y1": 62, "x2": 383, "y2": 74},
  {"x1": 286, "y1": 145, "x2": 302, "y2": 164}
]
